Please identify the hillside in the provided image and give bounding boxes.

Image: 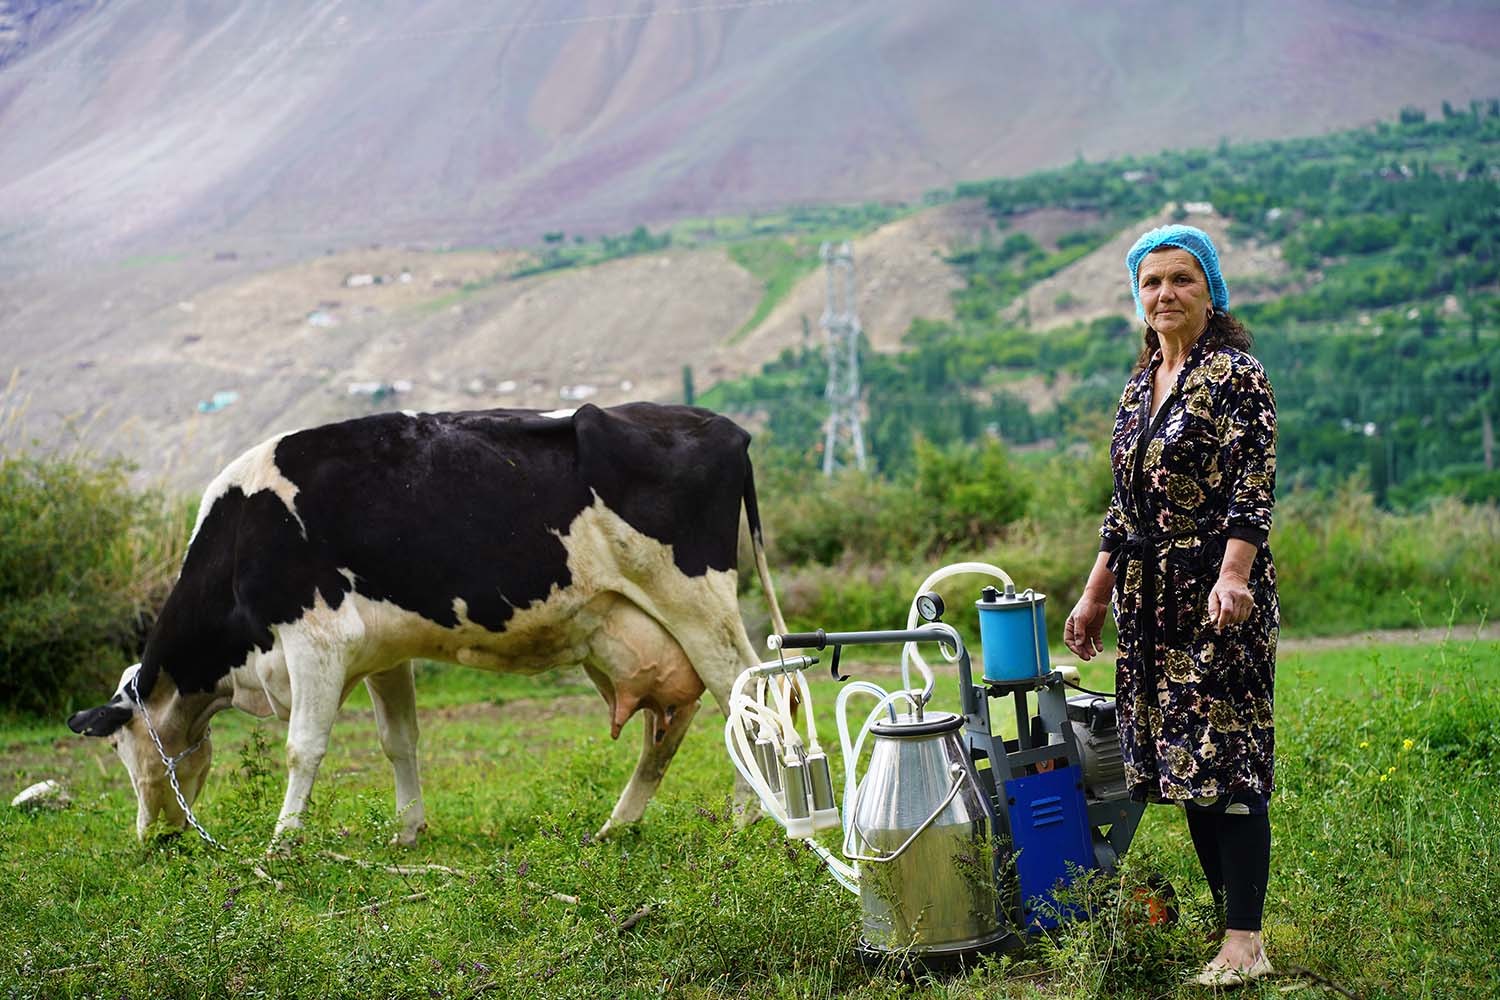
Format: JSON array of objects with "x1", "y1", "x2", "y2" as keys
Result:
[
  {"x1": 2, "y1": 0, "x2": 1499, "y2": 267},
  {"x1": 3, "y1": 198, "x2": 1016, "y2": 488},
  {"x1": 5, "y1": 107, "x2": 1500, "y2": 509},
  {"x1": 706, "y1": 108, "x2": 1500, "y2": 507}
]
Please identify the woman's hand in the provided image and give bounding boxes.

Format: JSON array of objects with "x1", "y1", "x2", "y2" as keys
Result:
[
  {"x1": 1067, "y1": 552, "x2": 1117, "y2": 661},
  {"x1": 1207, "y1": 570, "x2": 1255, "y2": 631},
  {"x1": 1208, "y1": 538, "x2": 1260, "y2": 631},
  {"x1": 1064, "y1": 596, "x2": 1110, "y2": 661}
]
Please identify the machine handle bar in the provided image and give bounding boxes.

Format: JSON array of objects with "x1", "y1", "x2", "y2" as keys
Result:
[
  {"x1": 773, "y1": 629, "x2": 828, "y2": 650},
  {"x1": 769, "y1": 626, "x2": 962, "y2": 655}
]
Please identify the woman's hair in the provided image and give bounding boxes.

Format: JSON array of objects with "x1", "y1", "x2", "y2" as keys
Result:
[{"x1": 1133, "y1": 310, "x2": 1253, "y2": 374}]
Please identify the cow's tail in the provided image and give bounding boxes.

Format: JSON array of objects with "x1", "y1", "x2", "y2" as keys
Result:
[{"x1": 741, "y1": 458, "x2": 787, "y2": 640}]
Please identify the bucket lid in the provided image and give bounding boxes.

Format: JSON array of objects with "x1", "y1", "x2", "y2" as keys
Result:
[
  {"x1": 975, "y1": 584, "x2": 1045, "y2": 610},
  {"x1": 870, "y1": 710, "x2": 963, "y2": 738}
]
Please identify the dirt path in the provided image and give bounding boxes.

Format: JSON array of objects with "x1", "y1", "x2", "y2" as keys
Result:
[{"x1": 1277, "y1": 621, "x2": 1499, "y2": 652}]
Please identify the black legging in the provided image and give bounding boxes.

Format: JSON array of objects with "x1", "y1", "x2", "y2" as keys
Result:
[{"x1": 1185, "y1": 808, "x2": 1271, "y2": 931}]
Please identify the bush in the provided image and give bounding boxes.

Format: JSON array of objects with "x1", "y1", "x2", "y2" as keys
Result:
[
  {"x1": 0, "y1": 454, "x2": 190, "y2": 714},
  {"x1": 774, "y1": 515, "x2": 1111, "y2": 651},
  {"x1": 760, "y1": 456, "x2": 1497, "y2": 646},
  {"x1": 1272, "y1": 487, "x2": 1498, "y2": 634},
  {"x1": 911, "y1": 436, "x2": 1033, "y2": 549},
  {"x1": 758, "y1": 436, "x2": 1034, "y2": 567}
]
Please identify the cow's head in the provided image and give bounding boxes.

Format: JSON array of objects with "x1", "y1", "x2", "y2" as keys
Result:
[{"x1": 67, "y1": 664, "x2": 216, "y2": 840}]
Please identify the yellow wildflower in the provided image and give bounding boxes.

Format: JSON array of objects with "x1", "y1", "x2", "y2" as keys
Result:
[
  {"x1": 1359, "y1": 741, "x2": 1369, "y2": 749},
  {"x1": 1402, "y1": 738, "x2": 1414, "y2": 751}
]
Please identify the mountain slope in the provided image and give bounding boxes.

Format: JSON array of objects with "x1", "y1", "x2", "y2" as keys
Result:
[
  {"x1": 0, "y1": 203, "x2": 995, "y2": 490},
  {"x1": 0, "y1": 188, "x2": 1332, "y2": 493},
  {"x1": 1, "y1": 0, "x2": 1498, "y2": 265}
]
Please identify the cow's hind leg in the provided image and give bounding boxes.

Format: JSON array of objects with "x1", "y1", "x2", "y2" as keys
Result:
[
  {"x1": 583, "y1": 597, "x2": 705, "y2": 838},
  {"x1": 366, "y1": 660, "x2": 427, "y2": 846},
  {"x1": 656, "y1": 581, "x2": 765, "y2": 826},
  {"x1": 597, "y1": 700, "x2": 699, "y2": 840}
]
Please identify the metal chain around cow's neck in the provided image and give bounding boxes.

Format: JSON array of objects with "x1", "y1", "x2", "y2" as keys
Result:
[{"x1": 127, "y1": 676, "x2": 224, "y2": 850}]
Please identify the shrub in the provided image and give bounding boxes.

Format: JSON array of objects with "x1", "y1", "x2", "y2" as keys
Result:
[
  {"x1": 0, "y1": 454, "x2": 190, "y2": 714},
  {"x1": 1272, "y1": 487, "x2": 1498, "y2": 634},
  {"x1": 911, "y1": 436, "x2": 1033, "y2": 549},
  {"x1": 774, "y1": 514, "x2": 1111, "y2": 651},
  {"x1": 761, "y1": 461, "x2": 1497, "y2": 646},
  {"x1": 759, "y1": 437, "x2": 1034, "y2": 567}
]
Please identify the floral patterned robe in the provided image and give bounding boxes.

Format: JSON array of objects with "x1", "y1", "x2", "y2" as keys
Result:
[{"x1": 1099, "y1": 338, "x2": 1280, "y2": 803}]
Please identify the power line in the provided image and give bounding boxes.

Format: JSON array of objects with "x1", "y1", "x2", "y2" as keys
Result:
[{"x1": 819, "y1": 241, "x2": 866, "y2": 474}]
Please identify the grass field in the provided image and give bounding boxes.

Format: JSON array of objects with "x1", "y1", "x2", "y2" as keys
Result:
[{"x1": 2, "y1": 631, "x2": 1497, "y2": 999}]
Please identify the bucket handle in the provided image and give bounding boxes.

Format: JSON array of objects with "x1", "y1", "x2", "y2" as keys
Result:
[{"x1": 844, "y1": 764, "x2": 968, "y2": 865}]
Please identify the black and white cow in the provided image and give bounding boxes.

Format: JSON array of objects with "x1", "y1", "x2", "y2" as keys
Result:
[{"x1": 68, "y1": 402, "x2": 784, "y2": 846}]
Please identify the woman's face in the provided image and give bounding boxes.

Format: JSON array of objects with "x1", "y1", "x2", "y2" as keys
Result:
[{"x1": 1136, "y1": 248, "x2": 1212, "y2": 342}]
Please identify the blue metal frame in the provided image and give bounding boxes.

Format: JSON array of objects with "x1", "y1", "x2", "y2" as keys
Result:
[{"x1": 1004, "y1": 765, "x2": 1096, "y2": 929}]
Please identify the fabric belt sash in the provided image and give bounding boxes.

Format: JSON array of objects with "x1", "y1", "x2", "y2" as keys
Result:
[{"x1": 1107, "y1": 527, "x2": 1203, "y2": 699}]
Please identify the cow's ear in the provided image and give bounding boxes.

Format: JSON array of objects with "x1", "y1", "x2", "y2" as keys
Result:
[{"x1": 67, "y1": 703, "x2": 133, "y2": 737}]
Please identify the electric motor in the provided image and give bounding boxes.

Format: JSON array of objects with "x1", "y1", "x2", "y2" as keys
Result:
[{"x1": 1066, "y1": 695, "x2": 1127, "y2": 802}]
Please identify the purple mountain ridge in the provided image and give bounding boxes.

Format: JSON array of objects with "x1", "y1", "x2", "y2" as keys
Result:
[{"x1": 1, "y1": 0, "x2": 1498, "y2": 268}]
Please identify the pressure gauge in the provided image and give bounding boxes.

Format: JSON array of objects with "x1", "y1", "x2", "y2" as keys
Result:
[{"x1": 915, "y1": 591, "x2": 945, "y2": 622}]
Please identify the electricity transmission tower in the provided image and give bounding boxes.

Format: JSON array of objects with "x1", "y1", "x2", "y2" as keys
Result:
[{"x1": 819, "y1": 241, "x2": 867, "y2": 475}]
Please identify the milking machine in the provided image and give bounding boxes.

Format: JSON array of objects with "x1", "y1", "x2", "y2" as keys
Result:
[{"x1": 723, "y1": 563, "x2": 1146, "y2": 965}]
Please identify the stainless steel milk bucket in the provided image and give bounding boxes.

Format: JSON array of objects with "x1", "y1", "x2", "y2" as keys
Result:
[{"x1": 849, "y1": 711, "x2": 1006, "y2": 957}]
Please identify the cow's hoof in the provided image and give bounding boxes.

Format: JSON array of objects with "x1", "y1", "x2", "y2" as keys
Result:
[
  {"x1": 734, "y1": 800, "x2": 765, "y2": 830},
  {"x1": 266, "y1": 831, "x2": 304, "y2": 857},
  {"x1": 391, "y1": 822, "x2": 427, "y2": 848}
]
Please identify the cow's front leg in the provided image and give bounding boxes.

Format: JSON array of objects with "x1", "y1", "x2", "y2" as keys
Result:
[
  {"x1": 270, "y1": 635, "x2": 345, "y2": 851},
  {"x1": 365, "y1": 661, "x2": 427, "y2": 846}
]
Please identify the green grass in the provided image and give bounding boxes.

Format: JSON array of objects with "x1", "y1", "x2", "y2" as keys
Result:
[
  {"x1": 2, "y1": 636, "x2": 1496, "y2": 998},
  {"x1": 415, "y1": 272, "x2": 513, "y2": 314},
  {"x1": 726, "y1": 239, "x2": 823, "y2": 345}
]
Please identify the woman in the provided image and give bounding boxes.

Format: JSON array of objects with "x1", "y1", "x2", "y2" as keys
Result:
[{"x1": 1063, "y1": 224, "x2": 1279, "y2": 987}]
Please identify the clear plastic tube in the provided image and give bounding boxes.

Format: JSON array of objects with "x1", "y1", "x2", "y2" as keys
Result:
[
  {"x1": 806, "y1": 840, "x2": 860, "y2": 893},
  {"x1": 766, "y1": 673, "x2": 803, "y2": 753},
  {"x1": 901, "y1": 561, "x2": 1013, "y2": 692},
  {"x1": 795, "y1": 669, "x2": 821, "y2": 752},
  {"x1": 724, "y1": 704, "x2": 787, "y2": 822}
]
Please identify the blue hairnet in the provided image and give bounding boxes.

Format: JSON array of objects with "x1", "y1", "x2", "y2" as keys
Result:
[{"x1": 1126, "y1": 224, "x2": 1229, "y2": 320}]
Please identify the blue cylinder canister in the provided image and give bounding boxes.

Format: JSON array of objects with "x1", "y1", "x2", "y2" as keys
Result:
[{"x1": 976, "y1": 585, "x2": 1049, "y2": 683}]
